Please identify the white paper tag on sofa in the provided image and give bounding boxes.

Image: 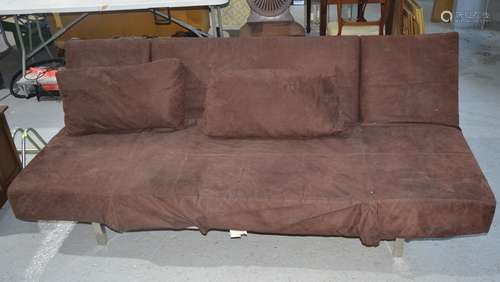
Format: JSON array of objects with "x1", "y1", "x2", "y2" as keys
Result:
[{"x1": 229, "y1": 230, "x2": 247, "y2": 238}]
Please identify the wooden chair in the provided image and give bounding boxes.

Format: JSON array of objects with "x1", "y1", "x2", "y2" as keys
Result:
[
  {"x1": 341, "y1": 0, "x2": 386, "y2": 35},
  {"x1": 319, "y1": 0, "x2": 388, "y2": 36}
]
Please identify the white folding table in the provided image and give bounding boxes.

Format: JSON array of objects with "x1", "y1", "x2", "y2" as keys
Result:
[{"x1": 0, "y1": 0, "x2": 229, "y2": 75}]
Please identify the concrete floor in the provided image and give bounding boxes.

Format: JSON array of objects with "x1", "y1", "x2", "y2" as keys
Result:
[{"x1": 1, "y1": 1, "x2": 500, "y2": 281}]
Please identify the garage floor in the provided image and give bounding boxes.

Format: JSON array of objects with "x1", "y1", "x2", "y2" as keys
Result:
[{"x1": 1, "y1": 1, "x2": 500, "y2": 281}]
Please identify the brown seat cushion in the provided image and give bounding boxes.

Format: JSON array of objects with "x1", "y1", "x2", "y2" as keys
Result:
[
  {"x1": 8, "y1": 124, "x2": 495, "y2": 246},
  {"x1": 203, "y1": 69, "x2": 343, "y2": 138},
  {"x1": 57, "y1": 59, "x2": 185, "y2": 136}
]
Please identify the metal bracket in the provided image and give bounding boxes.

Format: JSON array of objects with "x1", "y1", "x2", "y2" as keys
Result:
[
  {"x1": 392, "y1": 238, "x2": 404, "y2": 257},
  {"x1": 12, "y1": 127, "x2": 47, "y2": 168},
  {"x1": 92, "y1": 223, "x2": 108, "y2": 245},
  {"x1": 153, "y1": 8, "x2": 172, "y2": 25},
  {"x1": 149, "y1": 9, "x2": 209, "y2": 37}
]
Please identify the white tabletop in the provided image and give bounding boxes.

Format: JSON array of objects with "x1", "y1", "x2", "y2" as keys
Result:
[{"x1": 0, "y1": 0, "x2": 228, "y2": 15}]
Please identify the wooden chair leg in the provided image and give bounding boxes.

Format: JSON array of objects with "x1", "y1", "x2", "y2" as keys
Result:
[
  {"x1": 306, "y1": 0, "x2": 312, "y2": 33},
  {"x1": 357, "y1": 0, "x2": 368, "y2": 22},
  {"x1": 320, "y1": 0, "x2": 328, "y2": 36},
  {"x1": 379, "y1": 1, "x2": 386, "y2": 35},
  {"x1": 336, "y1": 1, "x2": 343, "y2": 35}
]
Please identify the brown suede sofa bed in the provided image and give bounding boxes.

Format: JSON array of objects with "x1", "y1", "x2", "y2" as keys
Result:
[{"x1": 8, "y1": 33, "x2": 496, "y2": 255}]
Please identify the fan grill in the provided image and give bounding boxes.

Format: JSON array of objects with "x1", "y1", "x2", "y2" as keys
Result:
[{"x1": 247, "y1": 0, "x2": 292, "y2": 17}]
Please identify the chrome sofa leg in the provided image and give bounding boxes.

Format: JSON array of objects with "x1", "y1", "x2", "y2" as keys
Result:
[
  {"x1": 392, "y1": 238, "x2": 404, "y2": 257},
  {"x1": 229, "y1": 230, "x2": 247, "y2": 238},
  {"x1": 92, "y1": 223, "x2": 107, "y2": 245}
]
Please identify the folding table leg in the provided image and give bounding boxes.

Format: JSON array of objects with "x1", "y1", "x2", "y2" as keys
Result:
[
  {"x1": 216, "y1": 6, "x2": 224, "y2": 37},
  {"x1": 209, "y1": 6, "x2": 218, "y2": 37},
  {"x1": 14, "y1": 13, "x2": 88, "y2": 78},
  {"x1": 35, "y1": 18, "x2": 53, "y2": 58},
  {"x1": 27, "y1": 13, "x2": 88, "y2": 61},
  {"x1": 92, "y1": 223, "x2": 107, "y2": 246},
  {"x1": 14, "y1": 16, "x2": 27, "y2": 78}
]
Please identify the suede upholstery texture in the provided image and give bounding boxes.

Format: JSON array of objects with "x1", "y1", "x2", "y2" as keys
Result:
[
  {"x1": 65, "y1": 37, "x2": 151, "y2": 68},
  {"x1": 8, "y1": 125, "x2": 495, "y2": 246},
  {"x1": 203, "y1": 69, "x2": 343, "y2": 138},
  {"x1": 57, "y1": 59, "x2": 185, "y2": 136},
  {"x1": 361, "y1": 33, "x2": 459, "y2": 126},
  {"x1": 151, "y1": 36, "x2": 360, "y2": 127},
  {"x1": 8, "y1": 33, "x2": 496, "y2": 246}
]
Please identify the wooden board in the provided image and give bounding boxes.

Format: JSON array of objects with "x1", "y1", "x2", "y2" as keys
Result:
[
  {"x1": 400, "y1": 0, "x2": 424, "y2": 35},
  {"x1": 0, "y1": 106, "x2": 22, "y2": 208},
  {"x1": 391, "y1": 0, "x2": 403, "y2": 35}
]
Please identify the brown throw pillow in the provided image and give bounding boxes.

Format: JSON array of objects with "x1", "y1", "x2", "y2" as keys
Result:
[
  {"x1": 203, "y1": 69, "x2": 343, "y2": 138},
  {"x1": 57, "y1": 59, "x2": 185, "y2": 136}
]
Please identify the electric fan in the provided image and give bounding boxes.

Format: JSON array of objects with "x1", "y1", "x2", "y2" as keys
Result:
[{"x1": 246, "y1": 0, "x2": 294, "y2": 22}]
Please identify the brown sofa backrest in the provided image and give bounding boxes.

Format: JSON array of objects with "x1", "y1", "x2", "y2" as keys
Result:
[
  {"x1": 151, "y1": 36, "x2": 361, "y2": 125},
  {"x1": 65, "y1": 37, "x2": 151, "y2": 68},
  {"x1": 63, "y1": 34, "x2": 459, "y2": 128},
  {"x1": 360, "y1": 33, "x2": 459, "y2": 127}
]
